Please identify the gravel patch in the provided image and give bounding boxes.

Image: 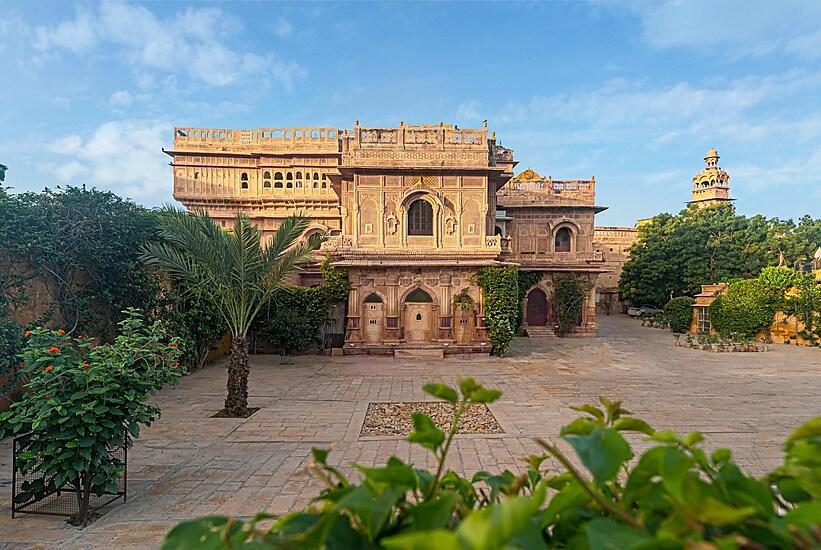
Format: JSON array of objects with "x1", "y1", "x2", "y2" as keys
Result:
[{"x1": 360, "y1": 401, "x2": 503, "y2": 437}]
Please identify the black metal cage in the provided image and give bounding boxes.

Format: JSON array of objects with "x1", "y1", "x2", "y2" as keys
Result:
[{"x1": 11, "y1": 432, "x2": 127, "y2": 518}]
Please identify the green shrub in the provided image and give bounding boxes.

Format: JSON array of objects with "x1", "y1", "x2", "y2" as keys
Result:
[
  {"x1": 0, "y1": 309, "x2": 184, "y2": 527},
  {"x1": 516, "y1": 271, "x2": 542, "y2": 330},
  {"x1": 252, "y1": 258, "x2": 349, "y2": 354},
  {"x1": 553, "y1": 275, "x2": 592, "y2": 336},
  {"x1": 663, "y1": 296, "x2": 695, "y2": 333},
  {"x1": 163, "y1": 381, "x2": 821, "y2": 549},
  {"x1": 159, "y1": 285, "x2": 226, "y2": 370},
  {"x1": 476, "y1": 266, "x2": 519, "y2": 355},
  {"x1": 784, "y1": 274, "x2": 821, "y2": 345},
  {"x1": 0, "y1": 303, "x2": 22, "y2": 399},
  {"x1": 710, "y1": 279, "x2": 778, "y2": 338},
  {"x1": 452, "y1": 287, "x2": 475, "y2": 312}
]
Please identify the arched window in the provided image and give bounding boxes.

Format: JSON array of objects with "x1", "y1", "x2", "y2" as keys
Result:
[
  {"x1": 408, "y1": 199, "x2": 433, "y2": 236},
  {"x1": 494, "y1": 226, "x2": 503, "y2": 236},
  {"x1": 263, "y1": 171, "x2": 271, "y2": 179},
  {"x1": 274, "y1": 172, "x2": 283, "y2": 188},
  {"x1": 240, "y1": 172, "x2": 249, "y2": 190},
  {"x1": 364, "y1": 293, "x2": 383, "y2": 303},
  {"x1": 263, "y1": 181, "x2": 271, "y2": 189},
  {"x1": 286, "y1": 173, "x2": 293, "y2": 189},
  {"x1": 555, "y1": 227, "x2": 572, "y2": 252},
  {"x1": 321, "y1": 174, "x2": 328, "y2": 189},
  {"x1": 405, "y1": 288, "x2": 433, "y2": 303}
]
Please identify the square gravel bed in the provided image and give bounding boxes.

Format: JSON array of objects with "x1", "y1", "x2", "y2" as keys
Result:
[{"x1": 360, "y1": 401, "x2": 503, "y2": 437}]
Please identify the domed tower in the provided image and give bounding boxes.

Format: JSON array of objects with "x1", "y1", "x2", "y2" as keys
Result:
[{"x1": 689, "y1": 148, "x2": 733, "y2": 209}]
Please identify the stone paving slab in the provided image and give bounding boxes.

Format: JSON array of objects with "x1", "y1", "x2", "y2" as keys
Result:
[{"x1": 0, "y1": 315, "x2": 818, "y2": 548}]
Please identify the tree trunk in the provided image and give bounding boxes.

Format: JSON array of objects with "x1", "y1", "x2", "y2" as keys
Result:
[{"x1": 224, "y1": 336, "x2": 249, "y2": 416}]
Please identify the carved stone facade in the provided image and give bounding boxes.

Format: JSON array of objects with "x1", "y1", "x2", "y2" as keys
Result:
[
  {"x1": 593, "y1": 226, "x2": 639, "y2": 313},
  {"x1": 167, "y1": 122, "x2": 608, "y2": 354},
  {"x1": 496, "y1": 168, "x2": 607, "y2": 336}
]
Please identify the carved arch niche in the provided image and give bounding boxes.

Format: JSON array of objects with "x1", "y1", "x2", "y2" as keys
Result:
[
  {"x1": 358, "y1": 195, "x2": 380, "y2": 246},
  {"x1": 461, "y1": 198, "x2": 481, "y2": 247}
]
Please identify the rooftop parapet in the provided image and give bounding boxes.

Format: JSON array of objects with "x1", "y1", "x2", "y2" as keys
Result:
[
  {"x1": 498, "y1": 168, "x2": 596, "y2": 205},
  {"x1": 341, "y1": 121, "x2": 498, "y2": 169},
  {"x1": 172, "y1": 127, "x2": 342, "y2": 153}
]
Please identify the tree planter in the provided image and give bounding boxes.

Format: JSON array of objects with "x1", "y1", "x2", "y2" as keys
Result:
[{"x1": 12, "y1": 432, "x2": 127, "y2": 524}]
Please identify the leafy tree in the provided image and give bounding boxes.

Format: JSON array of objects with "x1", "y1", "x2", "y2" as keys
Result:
[
  {"x1": 758, "y1": 266, "x2": 799, "y2": 295},
  {"x1": 163, "y1": 382, "x2": 821, "y2": 549},
  {"x1": 620, "y1": 205, "x2": 820, "y2": 307},
  {"x1": 140, "y1": 210, "x2": 319, "y2": 417},
  {"x1": 663, "y1": 296, "x2": 695, "y2": 333},
  {"x1": 0, "y1": 185, "x2": 160, "y2": 340},
  {"x1": 0, "y1": 310, "x2": 183, "y2": 527}
]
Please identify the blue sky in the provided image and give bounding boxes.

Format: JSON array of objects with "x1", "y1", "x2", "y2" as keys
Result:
[{"x1": 1, "y1": 1, "x2": 820, "y2": 225}]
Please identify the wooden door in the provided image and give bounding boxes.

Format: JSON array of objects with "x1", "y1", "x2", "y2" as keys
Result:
[
  {"x1": 526, "y1": 288, "x2": 548, "y2": 326},
  {"x1": 405, "y1": 304, "x2": 432, "y2": 342},
  {"x1": 363, "y1": 302, "x2": 384, "y2": 343}
]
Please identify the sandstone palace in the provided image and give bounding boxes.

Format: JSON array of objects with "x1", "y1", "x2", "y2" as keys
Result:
[{"x1": 166, "y1": 122, "x2": 609, "y2": 356}]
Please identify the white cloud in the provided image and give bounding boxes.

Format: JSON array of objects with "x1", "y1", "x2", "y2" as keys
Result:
[
  {"x1": 108, "y1": 90, "x2": 133, "y2": 108},
  {"x1": 456, "y1": 100, "x2": 482, "y2": 123},
  {"x1": 44, "y1": 120, "x2": 172, "y2": 203},
  {"x1": 50, "y1": 161, "x2": 91, "y2": 183},
  {"x1": 31, "y1": 1, "x2": 303, "y2": 88},
  {"x1": 612, "y1": 0, "x2": 821, "y2": 59},
  {"x1": 493, "y1": 71, "x2": 821, "y2": 143},
  {"x1": 47, "y1": 135, "x2": 84, "y2": 154},
  {"x1": 34, "y1": 8, "x2": 97, "y2": 53},
  {"x1": 272, "y1": 17, "x2": 293, "y2": 39}
]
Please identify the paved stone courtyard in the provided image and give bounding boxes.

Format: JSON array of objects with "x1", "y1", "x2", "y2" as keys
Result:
[{"x1": 1, "y1": 315, "x2": 818, "y2": 548}]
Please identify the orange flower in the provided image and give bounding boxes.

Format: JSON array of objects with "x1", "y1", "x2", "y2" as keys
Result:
[
  {"x1": 81, "y1": 363, "x2": 90, "y2": 369},
  {"x1": 25, "y1": 330, "x2": 32, "y2": 337},
  {"x1": 57, "y1": 329, "x2": 65, "y2": 335},
  {"x1": 44, "y1": 365, "x2": 54, "y2": 373},
  {"x1": 174, "y1": 361, "x2": 180, "y2": 366},
  {"x1": 170, "y1": 342, "x2": 179, "y2": 348},
  {"x1": 47, "y1": 346, "x2": 60, "y2": 354}
]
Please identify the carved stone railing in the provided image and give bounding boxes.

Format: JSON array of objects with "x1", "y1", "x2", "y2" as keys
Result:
[
  {"x1": 173, "y1": 127, "x2": 341, "y2": 153},
  {"x1": 484, "y1": 235, "x2": 501, "y2": 251},
  {"x1": 512, "y1": 250, "x2": 606, "y2": 266},
  {"x1": 348, "y1": 123, "x2": 488, "y2": 151}
]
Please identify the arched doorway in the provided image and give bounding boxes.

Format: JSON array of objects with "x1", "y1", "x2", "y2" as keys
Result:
[
  {"x1": 363, "y1": 293, "x2": 385, "y2": 344},
  {"x1": 526, "y1": 288, "x2": 548, "y2": 326},
  {"x1": 404, "y1": 288, "x2": 434, "y2": 343}
]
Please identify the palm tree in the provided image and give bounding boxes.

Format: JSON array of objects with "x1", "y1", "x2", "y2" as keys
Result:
[{"x1": 140, "y1": 208, "x2": 319, "y2": 416}]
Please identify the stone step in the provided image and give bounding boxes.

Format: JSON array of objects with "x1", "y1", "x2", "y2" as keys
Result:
[
  {"x1": 525, "y1": 326, "x2": 557, "y2": 338},
  {"x1": 394, "y1": 348, "x2": 445, "y2": 359}
]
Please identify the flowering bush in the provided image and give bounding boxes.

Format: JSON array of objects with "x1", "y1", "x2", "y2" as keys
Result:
[
  {"x1": 164, "y1": 381, "x2": 820, "y2": 549},
  {"x1": 0, "y1": 309, "x2": 184, "y2": 526}
]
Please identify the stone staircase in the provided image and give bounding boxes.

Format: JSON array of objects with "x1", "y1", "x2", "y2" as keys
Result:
[{"x1": 525, "y1": 325, "x2": 557, "y2": 338}]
